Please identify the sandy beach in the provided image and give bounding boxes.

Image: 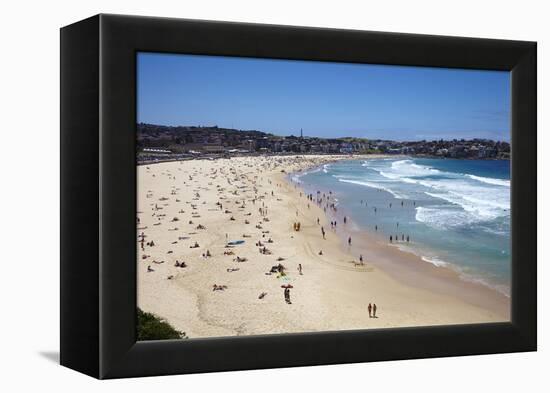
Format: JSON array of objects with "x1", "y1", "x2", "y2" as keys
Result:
[{"x1": 137, "y1": 155, "x2": 509, "y2": 339}]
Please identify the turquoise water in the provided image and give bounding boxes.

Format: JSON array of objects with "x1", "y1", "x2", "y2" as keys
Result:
[{"x1": 293, "y1": 158, "x2": 511, "y2": 295}]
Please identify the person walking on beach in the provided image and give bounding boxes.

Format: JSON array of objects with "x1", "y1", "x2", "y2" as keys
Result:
[
  {"x1": 284, "y1": 288, "x2": 291, "y2": 304},
  {"x1": 390, "y1": 235, "x2": 392, "y2": 243},
  {"x1": 359, "y1": 254, "x2": 363, "y2": 264},
  {"x1": 373, "y1": 303, "x2": 377, "y2": 318},
  {"x1": 348, "y1": 236, "x2": 352, "y2": 246},
  {"x1": 368, "y1": 303, "x2": 372, "y2": 318},
  {"x1": 321, "y1": 226, "x2": 326, "y2": 239},
  {"x1": 298, "y1": 263, "x2": 303, "y2": 275}
]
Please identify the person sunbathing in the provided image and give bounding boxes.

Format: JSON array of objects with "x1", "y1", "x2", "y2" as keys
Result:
[{"x1": 270, "y1": 264, "x2": 285, "y2": 273}]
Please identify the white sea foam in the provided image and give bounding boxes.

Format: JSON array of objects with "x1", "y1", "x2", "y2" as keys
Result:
[
  {"x1": 369, "y1": 160, "x2": 509, "y2": 223},
  {"x1": 423, "y1": 183, "x2": 509, "y2": 221},
  {"x1": 379, "y1": 172, "x2": 418, "y2": 184},
  {"x1": 291, "y1": 166, "x2": 322, "y2": 183},
  {"x1": 337, "y1": 178, "x2": 405, "y2": 199},
  {"x1": 467, "y1": 174, "x2": 510, "y2": 187},
  {"x1": 415, "y1": 206, "x2": 476, "y2": 229},
  {"x1": 356, "y1": 158, "x2": 510, "y2": 224},
  {"x1": 421, "y1": 256, "x2": 449, "y2": 267},
  {"x1": 376, "y1": 159, "x2": 441, "y2": 181}
]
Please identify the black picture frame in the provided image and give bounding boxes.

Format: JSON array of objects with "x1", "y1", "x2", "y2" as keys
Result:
[{"x1": 60, "y1": 14, "x2": 537, "y2": 379}]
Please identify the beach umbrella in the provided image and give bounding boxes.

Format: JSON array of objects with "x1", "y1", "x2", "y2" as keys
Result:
[{"x1": 280, "y1": 284, "x2": 294, "y2": 289}]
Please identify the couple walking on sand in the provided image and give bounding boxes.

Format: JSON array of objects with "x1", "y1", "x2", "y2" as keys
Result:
[{"x1": 368, "y1": 303, "x2": 377, "y2": 318}]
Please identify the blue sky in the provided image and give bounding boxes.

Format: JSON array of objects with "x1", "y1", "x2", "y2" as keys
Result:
[{"x1": 137, "y1": 52, "x2": 510, "y2": 141}]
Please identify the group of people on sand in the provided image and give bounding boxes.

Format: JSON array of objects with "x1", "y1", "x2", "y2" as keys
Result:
[
  {"x1": 389, "y1": 234, "x2": 410, "y2": 243},
  {"x1": 143, "y1": 158, "x2": 393, "y2": 329}
]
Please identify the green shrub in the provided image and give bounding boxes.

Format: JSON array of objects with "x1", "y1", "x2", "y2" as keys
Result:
[{"x1": 137, "y1": 308, "x2": 187, "y2": 341}]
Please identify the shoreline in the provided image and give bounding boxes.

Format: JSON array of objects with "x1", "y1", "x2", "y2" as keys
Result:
[
  {"x1": 137, "y1": 155, "x2": 509, "y2": 340},
  {"x1": 287, "y1": 159, "x2": 510, "y2": 317}
]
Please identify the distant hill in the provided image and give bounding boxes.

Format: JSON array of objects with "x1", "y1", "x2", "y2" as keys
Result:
[
  {"x1": 137, "y1": 123, "x2": 275, "y2": 150},
  {"x1": 136, "y1": 123, "x2": 509, "y2": 159}
]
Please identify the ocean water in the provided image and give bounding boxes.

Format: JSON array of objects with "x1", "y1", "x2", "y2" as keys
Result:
[{"x1": 292, "y1": 157, "x2": 511, "y2": 296}]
